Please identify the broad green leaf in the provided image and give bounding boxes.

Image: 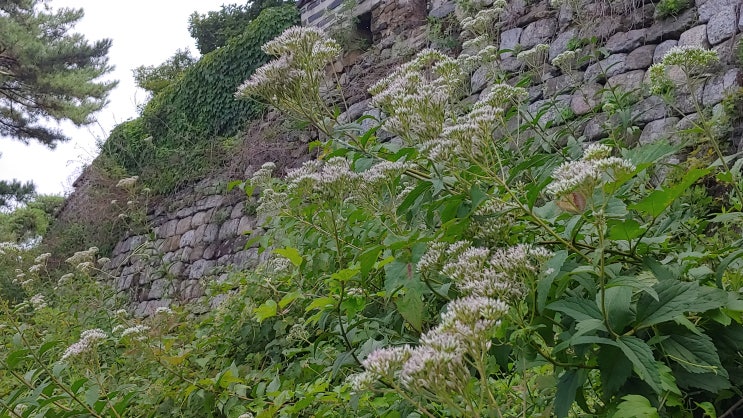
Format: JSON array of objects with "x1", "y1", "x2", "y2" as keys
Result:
[
  {"x1": 305, "y1": 296, "x2": 336, "y2": 312},
  {"x1": 660, "y1": 332, "x2": 727, "y2": 377},
  {"x1": 85, "y1": 385, "x2": 101, "y2": 407},
  {"x1": 384, "y1": 260, "x2": 414, "y2": 295},
  {"x1": 547, "y1": 297, "x2": 603, "y2": 321},
  {"x1": 607, "y1": 275, "x2": 658, "y2": 301},
  {"x1": 642, "y1": 257, "x2": 677, "y2": 281},
  {"x1": 396, "y1": 287, "x2": 424, "y2": 332},
  {"x1": 622, "y1": 141, "x2": 678, "y2": 166},
  {"x1": 630, "y1": 168, "x2": 709, "y2": 218},
  {"x1": 607, "y1": 219, "x2": 645, "y2": 241},
  {"x1": 279, "y1": 291, "x2": 303, "y2": 309},
  {"x1": 331, "y1": 268, "x2": 358, "y2": 282},
  {"x1": 673, "y1": 369, "x2": 731, "y2": 392},
  {"x1": 6, "y1": 349, "x2": 30, "y2": 369},
  {"x1": 696, "y1": 402, "x2": 717, "y2": 418},
  {"x1": 616, "y1": 336, "x2": 663, "y2": 394},
  {"x1": 598, "y1": 285, "x2": 635, "y2": 332},
  {"x1": 359, "y1": 245, "x2": 383, "y2": 278},
  {"x1": 396, "y1": 181, "x2": 432, "y2": 216},
  {"x1": 599, "y1": 345, "x2": 633, "y2": 399},
  {"x1": 555, "y1": 369, "x2": 586, "y2": 418},
  {"x1": 613, "y1": 395, "x2": 659, "y2": 418},
  {"x1": 273, "y1": 247, "x2": 303, "y2": 267},
  {"x1": 635, "y1": 281, "x2": 727, "y2": 329},
  {"x1": 253, "y1": 300, "x2": 278, "y2": 322}
]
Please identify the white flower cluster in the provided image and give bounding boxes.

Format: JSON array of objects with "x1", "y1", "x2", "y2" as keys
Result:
[
  {"x1": 34, "y1": 253, "x2": 51, "y2": 264},
  {"x1": 417, "y1": 241, "x2": 471, "y2": 275},
  {"x1": 649, "y1": 46, "x2": 719, "y2": 95},
  {"x1": 443, "y1": 243, "x2": 551, "y2": 300},
  {"x1": 360, "y1": 160, "x2": 412, "y2": 188},
  {"x1": 286, "y1": 157, "x2": 359, "y2": 197},
  {"x1": 57, "y1": 273, "x2": 74, "y2": 285},
  {"x1": 352, "y1": 293, "x2": 508, "y2": 396},
  {"x1": 551, "y1": 49, "x2": 581, "y2": 73},
  {"x1": 61, "y1": 329, "x2": 107, "y2": 361},
  {"x1": 236, "y1": 26, "x2": 340, "y2": 105},
  {"x1": 65, "y1": 247, "x2": 98, "y2": 266},
  {"x1": 469, "y1": 198, "x2": 519, "y2": 245},
  {"x1": 29, "y1": 294, "x2": 47, "y2": 310},
  {"x1": 517, "y1": 44, "x2": 550, "y2": 69},
  {"x1": 154, "y1": 306, "x2": 173, "y2": 315},
  {"x1": 116, "y1": 176, "x2": 139, "y2": 189},
  {"x1": 546, "y1": 144, "x2": 635, "y2": 211},
  {"x1": 370, "y1": 49, "x2": 465, "y2": 144},
  {"x1": 250, "y1": 162, "x2": 277, "y2": 189},
  {"x1": 120, "y1": 325, "x2": 150, "y2": 338}
]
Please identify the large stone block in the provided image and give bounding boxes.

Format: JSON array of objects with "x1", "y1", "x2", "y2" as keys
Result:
[
  {"x1": 606, "y1": 70, "x2": 646, "y2": 93},
  {"x1": 520, "y1": 18, "x2": 557, "y2": 49},
  {"x1": 571, "y1": 83, "x2": 602, "y2": 116},
  {"x1": 548, "y1": 28, "x2": 578, "y2": 61},
  {"x1": 175, "y1": 216, "x2": 192, "y2": 235},
  {"x1": 698, "y1": 0, "x2": 739, "y2": 23},
  {"x1": 606, "y1": 29, "x2": 648, "y2": 53},
  {"x1": 500, "y1": 27, "x2": 523, "y2": 58},
  {"x1": 707, "y1": 7, "x2": 737, "y2": 45},
  {"x1": 631, "y1": 96, "x2": 668, "y2": 124},
  {"x1": 653, "y1": 40, "x2": 678, "y2": 63},
  {"x1": 584, "y1": 54, "x2": 627, "y2": 82},
  {"x1": 626, "y1": 44, "x2": 656, "y2": 70},
  {"x1": 639, "y1": 117, "x2": 680, "y2": 144},
  {"x1": 646, "y1": 8, "x2": 698, "y2": 42},
  {"x1": 678, "y1": 25, "x2": 710, "y2": 48}
]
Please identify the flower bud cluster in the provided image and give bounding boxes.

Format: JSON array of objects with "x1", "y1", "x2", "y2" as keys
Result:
[
  {"x1": 236, "y1": 26, "x2": 341, "y2": 110},
  {"x1": 61, "y1": 329, "x2": 108, "y2": 361},
  {"x1": 547, "y1": 144, "x2": 635, "y2": 212},
  {"x1": 65, "y1": 247, "x2": 98, "y2": 266},
  {"x1": 649, "y1": 46, "x2": 719, "y2": 95}
]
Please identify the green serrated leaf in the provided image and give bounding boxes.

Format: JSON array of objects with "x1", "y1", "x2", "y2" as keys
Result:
[
  {"x1": 630, "y1": 168, "x2": 709, "y2": 218},
  {"x1": 548, "y1": 297, "x2": 603, "y2": 321},
  {"x1": 635, "y1": 281, "x2": 727, "y2": 329},
  {"x1": 660, "y1": 331, "x2": 727, "y2": 377},
  {"x1": 616, "y1": 336, "x2": 663, "y2": 394},
  {"x1": 278, "y1": 291, "x2": 302, "y2": 309},
  {"x1": 599, "y1": 285, "x2": 635, "y2": 332},
  {"x1": 599, "y1": 345, "x2": 633, "y2": 399},
  {"x1": 253, "y1": 300, "x2": 278, "y2": 322},
  {"x1": 613, "y1": 395, "x2": 659, "y2": 418},
  {"x1": 273, "y1": 247, "x2": 303, "y2": 267},
  {"x1": 537, "y1": 250, "x2": 568, "y2": 313},
  {"x1": 396, "y1": 287, "x2": 424, "y2": 332},
  {"x1": 555, "y1": 369, "x2": 586, "y2": 418},
  {"x1": 607, "y1": 219, "x2": 645, "y2": 241}
]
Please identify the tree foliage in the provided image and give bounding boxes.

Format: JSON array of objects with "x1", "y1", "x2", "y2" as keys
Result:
[
  {"x1": 188, "y1": 0, "x2": 291, "y2": 55},
  {"x1": 133, "y1": 49, "x2": 196, "y2": 95},
  {"x1": 0, "y1": 0, "x2": 116, "y2": 147},
  {"x1": 0, "y1": 179, "x2": 34, "y2": 208}
]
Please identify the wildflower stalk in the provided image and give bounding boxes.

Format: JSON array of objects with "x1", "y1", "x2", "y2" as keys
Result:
[{"x1": 12, "y1": 327, "x2": 103, "y2": 417}]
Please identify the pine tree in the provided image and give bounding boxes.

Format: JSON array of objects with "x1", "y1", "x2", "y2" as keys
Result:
[
  {"x1": 0, "y1": 0, "x2": 117, "y2": 147},
  {"x1": 0, "y1": 179, "x2": 34, "y2": 208}
]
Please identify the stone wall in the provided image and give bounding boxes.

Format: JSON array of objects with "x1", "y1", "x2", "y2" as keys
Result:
[
  {"x1": 299, "y1": 0, "x2": 428, "y2": 44},
  {"x1": 101, "y1": 123, "x2": 313, "y2": 317},
  {"x1": 101, "y1": 0, "x2": 742, "y2": 316}
]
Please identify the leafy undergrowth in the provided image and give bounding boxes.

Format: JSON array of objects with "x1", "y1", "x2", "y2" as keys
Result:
[{"x1": 4, "y1": 3, "x2": 743, "y2": 418}]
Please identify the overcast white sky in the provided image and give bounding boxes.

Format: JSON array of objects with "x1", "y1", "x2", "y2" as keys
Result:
[{"x1": 0, "y1": 0, "x2": 230, "y2": 195}]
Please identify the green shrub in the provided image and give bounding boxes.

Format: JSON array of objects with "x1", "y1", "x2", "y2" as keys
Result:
[
  {"x1": 101, "y1": 5, "x2": 298, "y2": 194},
  {"x1": 654, "y1": 0, "x2": 692, "y2": 19},
  {"x1": 141, "y1": 5, "x2": 299, "y2": 142}
]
